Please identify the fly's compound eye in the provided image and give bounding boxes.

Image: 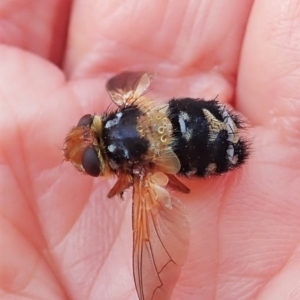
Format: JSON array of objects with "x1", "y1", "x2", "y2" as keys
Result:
[
  {"x1": 82, "y1": 147, "x2": 101, "y2": 177},
  {"x1": 77, "y1": 114, "x2": 93, "y2": 127}
]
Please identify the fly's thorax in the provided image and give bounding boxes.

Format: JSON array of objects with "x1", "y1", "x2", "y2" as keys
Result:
[
  {"x1": 101, "y1": 104, "x2": 176, "y2": 173},
  {"x1": 102, "y1": 107, "x2": 150, "y2": 170}
]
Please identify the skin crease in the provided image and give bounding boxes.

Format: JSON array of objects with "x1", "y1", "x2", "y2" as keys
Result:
[{"x1": 0, "y1": 0, "x2": 300, "y2": 299}]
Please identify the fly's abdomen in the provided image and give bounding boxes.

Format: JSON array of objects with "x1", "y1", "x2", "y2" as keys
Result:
[{"x1": 167, "y1": 98, "x2": 249, "y2": 177}]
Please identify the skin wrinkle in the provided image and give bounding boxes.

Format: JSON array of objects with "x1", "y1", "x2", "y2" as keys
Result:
[
  {"x1": 255, "y1": 242, "x2": 300, "y2": 299},
  {"x1": 0, "y1": 215, "x2": 38, "y2": 292},
  {"x1": 70, "y1": 1, "x2": 248, "y2": 77},
  {"x1": 0, "y1": 98, "x2": 47, "y2": 249},
  {"x1": 251, "y1": 159, "x2": 300, "y2": 178},
  {"x1": 87, "y1": 196, "x2": 130, "y2": 299},
  {"x1": 47, "y1": 185, "x2": 100, "y2": 300},
  {"x1": 187, "y1": 1, "x2": 206, "y2": 35},
  {"x1": 74, "y1": 38, "x2": 160, "y2": 78},
  {"x1": 0, "y1": 1, "x2": 71, "y2": 64},
  {"x1": 190, "y1": 5, "x2": 246, "y2": 81},
  {"x1": 168, "y1": 2, "x2": 189, "y2": 59},
  {"x1": 284, "y1": 84, "x2": 300, "y2": 111},
  {"x1": 271, "y1": 61, "x2": 300, "y2": 82},
  {"x1": 50, "y1": 1, "x2": 72, "y2": 66},
  {"x1": 218, "y1": 210, "x2": 299, "y2": 282},
  {"x1": 211, "y1": 212, "x2": 220, "y2": 300},
  {"x1": 44, "y1": 173, "x2": 127, "y2": 298},
  {"x1": 238, "y1": 1, "x2": 300, "y2": 126},
  {"x1": 36, "y1": 185, "x2": 88, "y2": 299},
  {"x1": 209, "y1": 53, "x2": 234, "y2": 93},
  {"x1": 96, "y1": 2, "x2": 159, "y2": 51},
  {"x1": 213, "y1": 174, "x2": 239, "y2": 300},
  {"x1": 0, "y1": 216, "x2": 68, "y2": 300},
  {"x1": 43, "y1": 178, "x2": 92, "y2": 250},
  {"x1": 138, "y1": 1, "x2": 174, "y2": 55},
  {"x1": 2, "y1": 95, "x2": 30, "y2": 195},
  {"x1": 0, "y1": 171, "x2": 69, "y2": 297},
  {"x1": 36, "y1": 178, "x2": 94, "y2": 248}
]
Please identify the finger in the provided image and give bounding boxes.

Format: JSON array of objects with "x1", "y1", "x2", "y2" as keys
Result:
[
  {"x1": 0, "y1": 218, "x2": 67, "y2": 299},
  {"x1": 0, "y1": 46, "x2": 136, "y2": 299},
  {"x1": 0, "y1": 0, "x2": 72, "y2": 65},
  {"x1": 0, "y1": 45, "x2": 93, "y2": 248},
  {"x1": 237, "y1": 0, "x2": 300, "y2": 136},
  {"x1": 64, "y1": 0, "x2": 253, "y2": 102},
  {"x1": 0, "y1": 46, "x2": 71, "y2": 297},
  {"x1": 0, "y1": 45, "x2": 71, "y2": 249}
]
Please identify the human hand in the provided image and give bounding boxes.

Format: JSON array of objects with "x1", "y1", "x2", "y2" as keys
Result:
[{"x1": 1, "y1": 1, "x2": 299, "y2": 300}]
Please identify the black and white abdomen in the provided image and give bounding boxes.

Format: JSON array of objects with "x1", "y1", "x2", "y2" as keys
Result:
[{"x1": 167, "y1": 98, "x2": 249, "y2": 177}]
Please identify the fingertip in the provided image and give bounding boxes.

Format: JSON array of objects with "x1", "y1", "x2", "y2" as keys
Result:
[{"x1": 237, "y1": 0, "x2": 300, "y2": 137}]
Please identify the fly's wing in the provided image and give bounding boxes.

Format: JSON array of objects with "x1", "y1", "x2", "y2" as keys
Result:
[
  {"x1": 106, "y1": 71, "x2": 153, "y2": 107},
  {"x1": 132, "y1": 174, "x2": 189, "y2": 300}
]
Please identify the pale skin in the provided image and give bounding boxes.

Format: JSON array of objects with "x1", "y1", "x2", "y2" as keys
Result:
[{"x1": 0, "y1": 0, "x2": 300, "y2": 299}]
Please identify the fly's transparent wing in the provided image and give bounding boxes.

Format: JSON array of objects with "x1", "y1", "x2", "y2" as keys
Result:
[
  {"x1": 132, "y1": 174, "x2": 189, "y2": 300},
  {"x1": 106, "y1": 71, "x2": 153, "y2": 107}
]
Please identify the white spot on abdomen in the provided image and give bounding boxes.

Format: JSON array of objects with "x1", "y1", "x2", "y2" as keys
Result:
[
  {"x1": 178, "y1": 114, "x2": 186, "y2": 134},
  {"x1": 178, "y1": 111, "x2": 192, "y2": 140},
  {"x1": 227, "y1": 144, "x2": 235, "y2": 163},
  {"x1": 220, "y1": 107, "x2": 239, "y2": 143}
]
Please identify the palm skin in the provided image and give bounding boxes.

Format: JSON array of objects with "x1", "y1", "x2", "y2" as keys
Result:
[{"x1": 0, "y1": 1, "x2": 300, "y2": 300}]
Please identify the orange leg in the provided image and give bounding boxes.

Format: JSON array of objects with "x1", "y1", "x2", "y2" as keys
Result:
[
  {"x1": 107, "y1": 173, "x2": 133, "y2": 198},
  {"x1": 167, "y1": 174, "x2": 190, "y2": 194}
]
